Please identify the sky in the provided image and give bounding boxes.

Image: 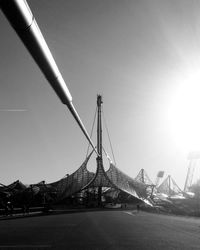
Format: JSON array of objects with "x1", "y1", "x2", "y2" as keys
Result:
[{"x1": 1, "y1": 0, "x2": 200, "y2": 188}]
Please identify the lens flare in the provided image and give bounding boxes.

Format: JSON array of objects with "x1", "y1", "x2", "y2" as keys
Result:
[{"x1": 167, "y1": 73, "x2": 200, "y2": 153}]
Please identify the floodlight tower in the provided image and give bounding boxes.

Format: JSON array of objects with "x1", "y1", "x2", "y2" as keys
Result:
[
  {"x1": 184, "y1": 152, "x2": 200, "y2": 192},
  {"x1": 155, "y1": 171, "x2": 164, "y2": 187}
]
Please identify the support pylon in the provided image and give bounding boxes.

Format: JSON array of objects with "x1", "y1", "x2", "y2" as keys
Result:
[{"x1": 96, "y1": 95, "x2": 103, "y2": 206}]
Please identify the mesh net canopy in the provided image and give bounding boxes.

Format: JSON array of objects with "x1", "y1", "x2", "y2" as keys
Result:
[
  {"x1": 135, "y1": 169, "x2": 154, "y2": 186},
  {"x1": 157, "y1": 175, "x2": 182, "y2": 196},
  {"x1": 51, "y1": 152, "x2": 148, "y2": 201}
]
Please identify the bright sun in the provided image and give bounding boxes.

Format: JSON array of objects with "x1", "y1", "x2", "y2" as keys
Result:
[{"x1": 167, "y1": 74, "x2": 200, "y2": 153}]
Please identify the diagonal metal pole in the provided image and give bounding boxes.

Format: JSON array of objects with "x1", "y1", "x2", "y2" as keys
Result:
[{"x1": 0, "y1": 0, "x2": 98, "y2": 155}]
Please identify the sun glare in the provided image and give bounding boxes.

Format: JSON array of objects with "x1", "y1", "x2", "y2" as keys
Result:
[{"x1": 167, "y1": 73, "x2": 200, "y2": 153}]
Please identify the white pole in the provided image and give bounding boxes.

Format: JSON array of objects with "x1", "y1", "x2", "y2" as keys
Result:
[{"x1": 0, "y1": 0, "x2": 98, "y2": 155}]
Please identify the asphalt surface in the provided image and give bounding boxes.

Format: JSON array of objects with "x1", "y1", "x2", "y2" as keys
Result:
[{"x1": 0, "y1": 210, "x2": 200, "y2": 249}]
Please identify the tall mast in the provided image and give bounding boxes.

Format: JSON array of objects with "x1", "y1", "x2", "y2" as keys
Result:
[
  {"x1": 96, "y1": 95, "x2": 103, "y2": 205},
  {"x1": 97, "y1": 95, "x2": 103, "y2": 157}
]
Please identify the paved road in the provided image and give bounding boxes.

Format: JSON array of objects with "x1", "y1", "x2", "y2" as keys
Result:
[{"x1": 0, "y1": 210, "x2": 200, "y2": 249}]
